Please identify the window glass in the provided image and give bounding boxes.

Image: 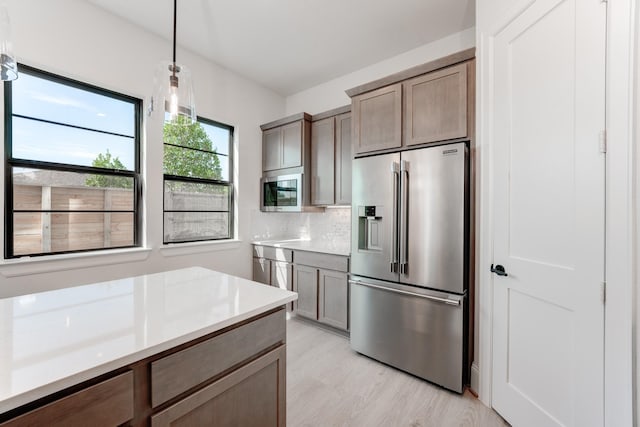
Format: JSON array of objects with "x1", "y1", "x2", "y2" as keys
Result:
[
  {"x1": 164, "y1": 212, "x2": 230, "y2": 243},
  {"x1": 13, "y1": 168, "x2": 134, "y2": 211},
  {"x1": 164, "y1": 181, "x2": 229, "y2": 212},
  {"x1": 163, "y1": 146, "x2": 225, "y2": 180},
  {"x1": 5, "y1": 65, "x2": 141, "y2": 258},
  {"x1": 12, "y1": 72, "x2": 135, "y2": 136},
  {"x1": 12, "y1": 117, "x2": 135, "y2": 169},
  {"x1": 13, "y1": 212, "x2": 134, "y2": 256},
  {"x1": 163, "y1": 117, "x2": 233, "y2": 243}
]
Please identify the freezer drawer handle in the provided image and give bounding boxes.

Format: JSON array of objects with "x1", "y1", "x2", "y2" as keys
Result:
[{"x1": 349, "y1": 280, "x2": 461, "y2": 306}]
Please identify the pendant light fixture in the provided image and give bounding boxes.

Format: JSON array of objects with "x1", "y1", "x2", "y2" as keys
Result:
[
  {"x1": 154, "y1": 0, "x2": 196, "y2": 125},
  {"x1": 0, "y1": 5, "x2": 18, "y2": 81}
]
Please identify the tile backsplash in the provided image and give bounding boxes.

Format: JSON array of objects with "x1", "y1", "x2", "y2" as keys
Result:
[{"x1": 250, "y1": 207, "x2": 351, "y2": 243}]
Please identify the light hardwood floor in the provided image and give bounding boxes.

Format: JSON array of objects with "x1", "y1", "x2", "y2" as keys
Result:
[{"x1": 286, "y1": 317, "x2": 509, "y2": 427}]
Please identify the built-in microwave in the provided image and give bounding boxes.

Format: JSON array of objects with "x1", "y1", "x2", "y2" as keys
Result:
[{"x1": 260, "y1": 173, "x2": 303, "y2": 212}]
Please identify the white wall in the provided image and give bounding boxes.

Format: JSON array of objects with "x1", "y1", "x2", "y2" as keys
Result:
[
  {"x1": 604, "y1": 1, "x2": 636, "y2": 424},
  {"x1": 635, "y1": 0, "x2": 640, "y2": 421},
  {"x1": 0, "y1": 0, "x2": 286, "y2": 298},
  {"x1": 285, "y1": 27, "x2": 475, "y2": 115}
]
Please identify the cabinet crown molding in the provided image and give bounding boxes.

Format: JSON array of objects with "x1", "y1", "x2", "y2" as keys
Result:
[
  {"x1": 311, "y1": 105, "x2": 351, "y2": 122},
  {"x1": 260, "y1": 112, "x2": 311, "y2": 131},
  {"x1": 345, "y1": 47, "x2": 475, "y2": 98}
]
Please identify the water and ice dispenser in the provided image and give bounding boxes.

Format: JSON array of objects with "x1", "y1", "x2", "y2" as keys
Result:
[{"x1": 357, "y1": 205, "x2": 384, "y2": 252}]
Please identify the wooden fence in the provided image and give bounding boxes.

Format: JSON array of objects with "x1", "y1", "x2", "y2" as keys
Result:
[
  {"x1": 163, "y1": 188, "x2": 229, "y2": 242},
  {"x1": 13, "y1": 185, "x2": 133, "y2": 256},
  {"x1": 13, "y1": 184, "x2": 230, "y2": 255}
]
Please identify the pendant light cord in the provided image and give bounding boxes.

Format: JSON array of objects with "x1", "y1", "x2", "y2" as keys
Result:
[{"x1": 172, "y1": 0, "x2": 177, "y2": 65}]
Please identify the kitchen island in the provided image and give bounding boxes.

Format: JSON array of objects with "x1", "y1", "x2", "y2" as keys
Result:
[{"x1": 0, "y1": 267, "x2": 297, "y2": 426}]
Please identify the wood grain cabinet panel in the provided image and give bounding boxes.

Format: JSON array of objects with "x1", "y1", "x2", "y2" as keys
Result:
[
  {"x1": 318, "y1": 269, "x2": 349, "y2": 330},
  {"x1": 252, "y1": 257, "x2": 271, "y2": 285},
  {"x1": 311, "y1": 117, "x2": 336, "y2": 205},
  {"x1": 262, "y1": 127, "x2": 282, "y2": 171},
  {"x1": 151, "y1": 346, "x2": 286, "y2": 427},
  {"x1": 261, "y1": 116, "x2": 308, "y2": 172},
  {"x1": 293, "y1": 251, "x2": 350, "y2": 331},
  {"x1": 253, "y1": 245, "x2": 293, "y2": 311},
  {"x1": 150, "y1": 310, "x2": 285, "y2": 407},
  {"x1": 335, "y1": 112, "x2": 352, "y2": 205},
  {"x1": 352, "y1": 83, "x2": 402, "y2": 154},
  {"x1": 252, "y1": 245, "x2": 293, "y2": 262},
  {"x1": 0, "y1": 372, "x2": 133, "y2": 427},
  {"x1": 294, "y1": 251, "x2": 349, "y2": 272},
  {"x1": 293, "y1": 264, "x2": 318, "y2": 320},
  {"x1": 270, "y1": 260, "x2": 292, "y2": 292},
  {"x1": 404, "y1": 63, "x2": 467, "y2": 145},
  {"x1": 281, "y1": 121, "x2": 303, "y2": 169}
]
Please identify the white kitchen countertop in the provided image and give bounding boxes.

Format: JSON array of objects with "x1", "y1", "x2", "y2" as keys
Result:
[
  {"x1": 252, "y1": 239, "x2": 351, "y2": 257},
  {"x1": 0, "y1": 267, "x2": 297, "y2": 413}
]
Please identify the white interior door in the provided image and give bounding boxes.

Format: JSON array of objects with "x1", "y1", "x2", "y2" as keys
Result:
[{"x1": 490, "y1": 0, "x2": 606, "y2": 426}]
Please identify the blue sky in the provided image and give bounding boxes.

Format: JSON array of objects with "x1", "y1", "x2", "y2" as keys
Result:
[
  {"x1": 12, "y1": 72, "x2": 136, "y2": 169},
  {"x1": 11, "y1": 72, "x2": 231, "y2": 180}
]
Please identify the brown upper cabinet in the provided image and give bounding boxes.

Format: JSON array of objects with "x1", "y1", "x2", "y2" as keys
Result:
[
  {"x1": 311, "y1": 117, "x2": 335, "y2": 205},
  {"x1": 347, "y1": 48, "x2": 475, "y2": 156},
  {"x1": 351, "y1": 83, "x2": 402, "y2": 154},
  {"x1": 404, "y1": 63, "x2": 467, "y2": 145},
  {"x1": 261, "y1": 113, "x2": 311, "y2": 172},
  {"x1": 334, "y1": 112, "x2": 352, "y2": 205},
  {"x1": 310, "y1": 105, "x2": 352, "y2": 206}
]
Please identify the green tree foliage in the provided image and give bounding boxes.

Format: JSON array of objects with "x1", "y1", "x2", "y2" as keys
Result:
[
  {"x1": 86, "y1": 118, "x2": 223, "y2": 190},
  {"x1": 163, "y1": 116, "x2": 222, "y2": 180},
  {"x1": 85, "y1": 150, "x2": 132, "y2": 189}
]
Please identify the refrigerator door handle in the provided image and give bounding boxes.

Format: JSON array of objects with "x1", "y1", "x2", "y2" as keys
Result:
[
  {"x1": 390, "y1": 162, "x2": 400, "y2": 273},
  {"x1": 400, "y1": 160, "x2": 409, "y2": 275},
  {"x1": 348, "y1": 280, "x2": 461, "y2": 306}
]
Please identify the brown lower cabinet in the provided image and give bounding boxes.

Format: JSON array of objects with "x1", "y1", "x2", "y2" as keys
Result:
[
  {"x1": 292, "y1": 251, "x2": 350, "y2": 331},
  {"x1": 292, "y1": 264, "x2": 318, "y2": 320},
  {"x1": 0, "y1": 308, "x2": 287, "y2": 427},
  {"x1": 252, "y1": 246, "x2": 294, "y2": 312},
  {"x1": 0, "y1": 372, "x2": 134, "y2": 427},
  {"x1": 151, "y1": 346, "x2": 285, "y2": 427}
]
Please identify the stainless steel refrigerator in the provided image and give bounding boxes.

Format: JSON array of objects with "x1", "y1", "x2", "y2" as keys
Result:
[{"x1": 350, "y1": 142, "x2": 468, "y2": 393}]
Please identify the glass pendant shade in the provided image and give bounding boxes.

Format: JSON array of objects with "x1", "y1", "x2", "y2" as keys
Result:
[
  {"x1": 0, "y1": 6, "x2": 17, "y2": 81},
  {"x1": 155, "y1": 60, "x2": 196, "y2": 125}
]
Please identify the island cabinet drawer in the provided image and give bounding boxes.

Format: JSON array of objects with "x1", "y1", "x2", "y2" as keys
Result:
[
  {"x1": 151, "y1": 345, "x2": 286, "y2": 427},
  {"x1": 150, "y1": 309, "x2": 286, "y2": 408},
  {"x1": 253, "y1": 245, "x2": 293, "y2": 262},
  {"x1": 0, "y1": 371, "x2": 133, "y2": 427},
  {"x1": 294, "y1": 250, "x2": 349, "y2": 272}
]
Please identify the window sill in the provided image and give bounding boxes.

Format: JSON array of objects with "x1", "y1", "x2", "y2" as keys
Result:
[
  {"x1": 160, "y1": 239, "x2": 243, "y2": 257},
  {"x1": 0, "y1": 247, "x2": 152, "y2": 278}
]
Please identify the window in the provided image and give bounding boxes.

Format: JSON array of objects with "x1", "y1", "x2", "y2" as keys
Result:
[
  {"x1": 4, "y1": 65, "x2": 142, "y2": 258},
  {"x1": 163, "y1": 117, "x2": 233, "y2": 243}
]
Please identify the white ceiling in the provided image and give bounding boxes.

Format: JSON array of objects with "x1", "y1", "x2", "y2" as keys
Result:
[{"x1": 87, "y1": 0, "x2": 475, "y2": 96}]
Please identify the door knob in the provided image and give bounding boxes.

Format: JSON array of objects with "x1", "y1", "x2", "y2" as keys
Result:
[{"x1": 490, "y1": 264, "x2": 508, "y2": 277}]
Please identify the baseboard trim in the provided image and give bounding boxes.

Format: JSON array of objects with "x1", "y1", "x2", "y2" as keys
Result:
[{"x1": 470, "y1": 361, "x2": 480, "y2": 395}]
